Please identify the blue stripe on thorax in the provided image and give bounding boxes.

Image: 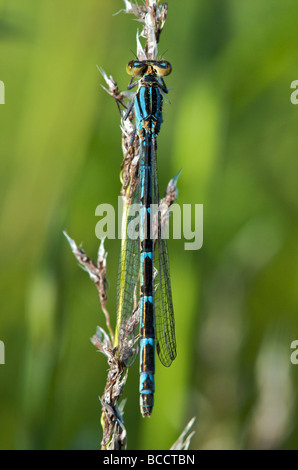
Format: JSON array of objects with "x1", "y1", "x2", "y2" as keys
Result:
[{"x1": 134, "y1": 83, "x2": 163, "y2": 136}]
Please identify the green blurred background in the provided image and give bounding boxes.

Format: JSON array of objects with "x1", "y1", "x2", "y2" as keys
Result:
[{"x1": 1, "y1": 0, "x2": 298, "y2": 450}]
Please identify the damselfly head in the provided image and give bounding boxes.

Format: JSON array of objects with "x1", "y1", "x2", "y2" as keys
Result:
[{"x1": 126, "y1": 60, "x2": 172, "y2": 78}]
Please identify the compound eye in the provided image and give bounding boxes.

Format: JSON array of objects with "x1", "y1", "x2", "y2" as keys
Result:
[
  {"x1": 154, "y1": 60, "x2": 172, "y2": 77},
  {"x1": 126, "y1": 60, "x2": 145, "y2": 77}
]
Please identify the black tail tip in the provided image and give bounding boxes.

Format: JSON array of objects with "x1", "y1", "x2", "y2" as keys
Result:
[
  {"x1": 141, "y1": 407, "x2": 153, "y2": 418},
  {"x1": 140, "y1": 394, "x2": 154, "y2": 417}
]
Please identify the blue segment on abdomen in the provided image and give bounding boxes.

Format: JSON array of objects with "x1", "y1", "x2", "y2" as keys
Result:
[{"x1": 139, "y1": 372, "x2": 155, "y2": 393}]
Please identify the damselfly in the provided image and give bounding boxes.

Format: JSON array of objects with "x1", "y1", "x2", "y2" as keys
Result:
[{"x1": 116, "y1": 59, "x2": 176, "y2": 417}]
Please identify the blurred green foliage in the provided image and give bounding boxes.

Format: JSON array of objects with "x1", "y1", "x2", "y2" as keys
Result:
[{"x1": 0, "y1": 0, "x2": 298, "y2": 450}]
